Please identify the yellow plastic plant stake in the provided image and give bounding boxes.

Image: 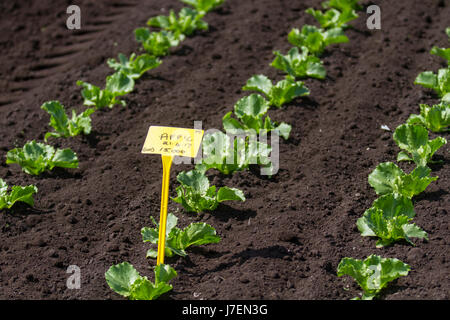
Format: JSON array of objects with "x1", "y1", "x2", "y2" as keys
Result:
[
  {"x1": 142, "y1": 126, "x2": 204, "y2": 265},
  {"x1": 157, "y1": 155, "x2": 173, "y2": 265}
]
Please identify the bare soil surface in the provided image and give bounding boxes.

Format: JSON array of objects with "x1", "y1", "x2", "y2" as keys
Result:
[{"x1": 0, "y1": 0, "x2": 448, "y2": 299}]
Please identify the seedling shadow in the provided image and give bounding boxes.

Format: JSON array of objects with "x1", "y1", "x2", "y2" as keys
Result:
[
  {"x1": 40, "y1": 167, "x2": 82, "y2": 180},
  {"x1": 212, "y1": 204, "x2": 256, "y2": 222},
  {"x1": 173, "y1": 44, "x2": 194, "y2": 57},
  {"x1": 3, "y1": 202, "x2": 52, "y2": 217},
  {"x1": 83, "y1": 130, "x2": 109, "y2": 148},
  {"x1": 414, "y1": 189, "x2": 448, "y2": 203}
]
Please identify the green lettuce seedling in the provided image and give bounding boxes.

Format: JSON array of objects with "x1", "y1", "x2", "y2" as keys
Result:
[
  {"x1": 393, "y1": 124, "x2": 447, "y2": 167},
  {"x1": 271, "y1": 47, "x2": 326, "y2": 80},
  {"x1": 77, "y1": 72, "x2": 134, "y2": 109},
  {"x1": 195, "y1": 131, "x2": 273, "y2": 175},
  {"x1": 337, "y1": 255, "x2": 410, "y2": 300},
  {"x1": 288, "y1": 25, "x2": 348, "y2": 56},
  {"x1": 357, "y1": 194, "x2": 428, "y2": 248},
  {"x1": 6, "y1": 141, "x2": 78, "y2": 176},
  {"x1": 242, "y1": 75, "x2": 310, "y2": 108},
  {"x1": 135, "y1": 28, "x2": 182, "y2": 57},
  {"x1": 430, "y1": 28, "x2": 450, "y2": 63},
  {"x1": 306, "y1": 7, "x2": 358, "y2": 29},
  {"x1": 172, "y1": 170, "x2": 245, "y2": 213},
  {"x1": 0, "y1": 178, "x2": 38, "y2": 210},
  {"x1": 368, "y1": 162, "x2": 437, "y2": 199},
  {"x1": 142, "y1": 212, "x2": 220, "y2": 258},
  {"x1": 322, "y1": 0, "x2": 362, "y2": 11},
  {"x1": 105, "y1": 262, "x2": 176, "y2": 300},
  {"x1": 181, "y1": 0, "x2": 224, "y2": 14},
  {"x1": 222, "y1": 94, "x2": 292, "y2": 140},
  {"x1": 147, "y1": 8, "x2": 208, "y2": 37},
  {"x1": 107, "y1": 53, "x2": 162, "y2": 80},
  {"x1": 414, "y1": 67, "x2": 450, "y2": 103},
  {"x1": 41, "y1": 101, "x2": 95, "y2": 141},
  {"x1": 407, "y1": 103, "x2": 450, "y2": 132}
]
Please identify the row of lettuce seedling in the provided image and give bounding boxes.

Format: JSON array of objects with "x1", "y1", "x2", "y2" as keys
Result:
[
  {"x1": 337, "y1": 27, "x2": 449, "y2": 300},
  {"x1": 0, "y1": 0, "x2": 232, "y2": 299},
  {"x1": 105, "y1": 0, "x2": 377, "y2": 300}
]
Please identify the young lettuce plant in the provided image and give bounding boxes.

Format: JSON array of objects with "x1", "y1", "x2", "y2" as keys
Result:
[
  {"x1": 181, "y1": 0, "x2": 224, "y2": 14},
  {"x1": 6, "y1": 141, "x2": 78, "y2": 176},
  {"x1": 368, "y1": 162, "x2": 437, "y2": 199},
  {"x1": 0, "y1": 179, "x2": 38, "y2": 210},
  {"x1": 322, "y1": 0, "x2": 362, "y2": 11},
  {"x1": 105, "y1": 262, "x2": 176, "y2": 300},
  {"x1": 288, "y1": 25, "x2": 348, "y2": 56},
  {"x1": 77, "y1": 71, "x2": 134, "y2": 109},
  {"x1": 430, "y1": 28, "x2": 450, "y2": 63},
  {"x1": 107, "y1": 53, "x2": 162, "y2": 80},
  {"x1": 195, "y1": 131, "x2": 273, "y2": 175},
  {"x1": 222, "y1": 94, "x2": 292, "y2": 140},
  {"x1": 271, "y1": 47, "x2": 326, "y2": 80},
  {"x1": 414, "y1": 67, "x2": 450, "y2": 103},
  {"x1": 172, "y1": 170, "x2": 245, "y2": 213},
  {"x1": 407, "y1": 103, "x2": 450, "y2": 133},
  {"x1": 337, "y1": 255, "x2": 410, "y2": 300},
  {"x1": 41, "y1": 101, "x2": 95, "y2": 141},
  {"x1": 306, "y1": 7, "x2": 358, "y2": 29},
  {"x1": 135, "y1": 28, "x2": 182, "y2": 57},
  {"x1": 393, "y1": 124, "x2": 447, "y2": 166},
  {"x1": 142, "y1": 212, "x2": 220, "y2": 258},
  {"x1": 242, "y1": 74, "x2": 310, "y2": 108},
  {"x1": 147, "y1": 8, "x2": 208, "y2": 37},
  {"x1": 356, "y1": 194, "x2": 428, "y2": 248}
]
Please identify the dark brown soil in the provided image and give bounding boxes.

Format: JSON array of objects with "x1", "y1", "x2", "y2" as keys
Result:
[{"x1": 0, "y1": 0, "x2": 448, "y2": 300}]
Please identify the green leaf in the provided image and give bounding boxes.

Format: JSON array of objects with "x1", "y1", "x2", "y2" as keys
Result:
[
  {"x1": 135, "y1": 28, "x2": 182, "y2": 57},
  {"x1": 106, "y1": 262, "x2": 176, "y2": 300},
  {"x1": 323, "y1": 0, "x2": 362, "y2": 11},
  {"x1": 142, "y1": 212, "x2": 220, "y2": 258},
  {"x1": 407, "y1": 103, "x2": 450, "y2": 132},
  {"x1": 6, "y1": 141, "x2": 78, "y2": 175},
  {"x1": 105, "y1": 262, "x2": 142, "y2": 298},
  {"x1": 306, "y1": 7, "x2": 358, "y2": 29},
  {"x1": 415, "y1": 68, "x2": 450, "y2": 98},
  {"x1": 180, "y1": 0, "x2": 224, "y2": 13},
  {"x1": 431, "y1": 46, "x2": 450, "y2": 63},
  {"x1": 288, "y1": 25, "x2": 348, "y2": 56},
  {"x1": 243, "y1": 75, "x2": 310, "y2": 108},
  {"x1": 107, "y1": 53, "x2": 162, "y2": 79},
  {"x1": 0, "y1": 179, "x2": 38, "y2": 210},
  {"x1": 368, "y1": 162, "x2": 437, "y2": 198},
  {"x1": 271, "y1": 47, "x2": 326, "y2": 80},
  {"x1": 217, "y1": 186, "x2": 245, "y2": 202},
  {"x1": 147, "y1": 8, "x2": 208, "y2": 37},
  {"x1": 105, "y1": 72, "x2": 135, "y2": 96},
  {"x1": 393, "y1": 124, "x2": 447, "y2": 166},
  {"x1": 179, "y1": 223, "x2": 221, "y2": 248},
  {"x1": 357, "y1": 194, "x2": 427, "y2": 247},
  {"x1": 337, "y1": 255, "x2": 410, "y2": 300},
  {"x1": 41, "y1": 101, "x2": 95, "y2": 141},
  {"x1": 173, "y1": 170, "x2": 244, "y2": 213}
]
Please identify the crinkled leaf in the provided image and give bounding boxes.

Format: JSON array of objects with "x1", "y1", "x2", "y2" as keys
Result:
[
  {"x1": 368, "y1": 162, "x2": 437, "y2": 198},
  {"x1": 217, "y1": 186, "x2": 245, "y2": 202},
  {"x1": 394, "y1": 124, "x2": 447, "y2": 166},
  {"x1": 135, "y1": 28, "x2": 181, "y2": 57},
  {"x1": 179, "y1": 222, "x2": 220, "y2": 249},
  {"x1": 41, "y1": 101, "x2": 95, "y2": 141},
  {"x1": 271, "y1": 47, "x2": 326, "y2": 79},
  {"x1": 0, "y1": 179, "x2": 38, "y2": 210},
  {"x1": 306, "y1": 7, "x2": 358, "y2": 29},
  {"x1": 107, "y1": 53, "x2": 161, "y2": 79},
  {"x1": 415, "y1": 68, "x2": 450, "y2": 98},
  {"x1": 147, "y1": 8, "x2": 208, "y2": 36},
  {"x1": 357, "y1": 194, "x2": 427, "y2": 247},
  {"x1": 6, "y1": 141, "x2": 78, "y2": 175},
  {"x1": 407, "y1": 103, "x2": 450, "y2": 132},
  {"x1": 105, "y1": 262, "x2": 142, "y2": 298},
  {"x1": 323, "y1": 0, "x2": 362, "y2": 11},
  {"x1": 288, "y1": 25, "x2": 348, "y2": 56},
  {"x1": 181, "y1": 0, "x2": 224, "y2": 13},
  {"x1": 337, "y1": 255, "x2": 410, "y2": 300}
]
